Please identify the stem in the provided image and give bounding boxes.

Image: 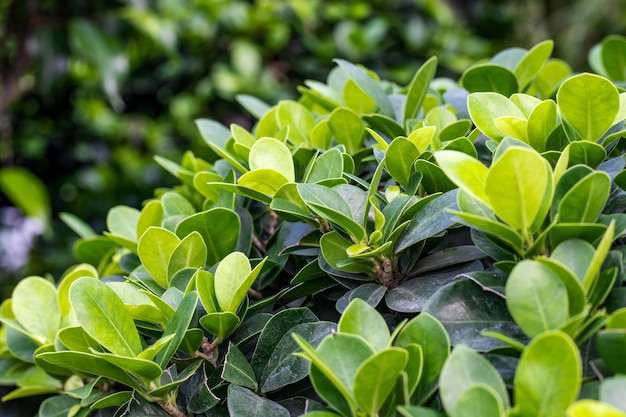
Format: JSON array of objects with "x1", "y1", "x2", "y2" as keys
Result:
[
  {"x1": 196, "y1": 337, "x2": 219, "y2": 366},
  {"x1": 156, "y1": 398, "x2": 187, "y2": 417}
]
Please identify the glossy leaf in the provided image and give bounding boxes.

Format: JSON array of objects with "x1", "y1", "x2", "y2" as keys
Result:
[
  {"x1": 506, "y1": 260, "x2": 569, "y2": 337},
  {"x1": 434, "y1": 150, "x2": 488, "y2": 204},
  {"x1": 175, "y1": 208, "x2": 240, "y2": 266},
  {"x1": 353, "y1": 348, "x2": 408, "y2": 414},
  {"x1": 514, "y1": 331, "x2": 581, "y2": 417},
  {"x1": 338, "y1": 298, "x2": 390, "y2": 351},
  {"x1": 557, "y1": 73, "x2": 619, "y2": 141},
  {"x1": 404, "y1": 56, "x2": 437, "y2": 122},
  {"x1": 137, "y1": 227, "x2": 180, "y2": 288},
  {"x1": 276, "y1": 100, "x2": 315, "y2": 145},
  {"x1": 167, "y1": 231, "x2": 206, "y2": 281},
  {"x1": 222, "y1": 342, "x2": 257, "y2": 390},
  {"x1": 214, "y1": 252, "x2": 266, "y2": 313},
  {"x1": 249, "y1": 136, "x2": 295, "y2": 182},
  {"x1": 468, "y1": 92, "x2": 525, "y2": 141},
  {"x1": 228, "y1": 385, "x2": 290, "y2": 417},
  {"x1": 439, "y1": 345, "x2": 509, "y2": 415},
  {"x1": 12, "y1": 277, "x2": 60, "y2": 344},
  {"x1": 461, "y1": 64, "x2": 518, "y2": 96},
  {"x1": 70, "y1": 278, "x2": 142, "y2": 357}
]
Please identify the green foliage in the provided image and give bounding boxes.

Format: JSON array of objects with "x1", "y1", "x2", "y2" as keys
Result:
[{"x1": 3, "y1": 34, "x2": 626, "y2": 417}]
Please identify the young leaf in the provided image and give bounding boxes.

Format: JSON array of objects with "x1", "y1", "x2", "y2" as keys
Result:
[
  {"x1": 12, "y1": 277, "x2": 60, "y2": 344},
  {"x1": 137, "y1": 227, "x2": 180, "y2": 288},
  {"x1": 248, "y1": 136, "x2": 295, "y2": 182},
  {"x1": 514, "y1": 331, "x2": 581, "y2": 417},
  {"x1": 70, "y1": 278, "x2": 143, "y2": 357},
  {"x1": 434, "y1": 150, "x2": 488, "y2": 204},
  {"x1": 467, "y1": 92, "x2": 525, "y2": 141},
  {"x1": 515, "y1": 40, "x2": 553, "y2": 90},
  {"x1": 353, "y1": 348, "x2": 408, "y2": 415},
  {"x1": 214, "y1": 252, "x2": 266, "y2": 313},
  {"x1": 335, "y1": 59, "x2": 394, "y2": 118},
  {"x1": 506, "y1": 260, "x2": 569, "y2": 337},
  {"x1": 167, "y1": 231, "x2": 207, "y2": 281},
  {"x1": 485, "y1": 147, "x2": 550, "y2": 233},
  {"x1": 338, "y1": 298, "x2": 390, "y2": 351},
  {"x1": 439, "y1": 345, "x2": 509, "y2": 415},
  {"x1": 557, "y1": 73, "x2": 619, "y2": 141}
]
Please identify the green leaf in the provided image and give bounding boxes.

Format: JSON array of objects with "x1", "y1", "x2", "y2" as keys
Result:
[
  {"x1": 439, "y1": 345, "x2": 509, "y2": 415},
  {"x1": 515, "y1": 40, "x2": 553, "y2": 90},
  {"x1": 514, "y1": 331, "x2": 581, "y2": 417},
  {"x1": 386, "y1": 137, "x2": 420, "y2": 188},
  {"x1": 227, "y1": 385, "x2": 290, "y2": 417},
  {"x1": 395, "y1": 313, "x2": 450, "y2": 399},
  {"x1": 329, "y1": 107, "x2": 366, "y2": 154},
  {"x1": 424, "y1": 280, "x2": 524, "y2": 351},
  {"x1": 196, "y1": 119, "x2": 247, "y2": 173},
  {"x1": 93, "y1": 351, "x2": 162, "y2": 381},
  {"x1": 396, "y1": 189, "x2": 458, "y2": 253},
  {"x1": 222, "y1": 342, "x2": 257, "y2": 390},
  {"x1": 137, "y1": 227, "x2": 180, "y2": 288},
  {"x1": 527, "y1": 99, "x2": 557, "y2": 152},
  {"x1": 404, "y1": 56, "x2": 438, "y2": 122},
  {"x1": 36, "y1": 351, "x2": 141, "y2": 391},
  {"x1": 214, "y1": 252, "x2": 266, "y2": 313},
  {"x1": 528, "y1": 59, "x2": 572, "y2": 98},
  {"x1": 602, "y1": 35, "x2": 626, "y2": 81},
  {"x1": 353, "y1": 348, "x2": 408, "y2": 414},
  {"x1": 506, "y1": 260, "x2": 569, "y2": 337},
  {"x1": 276, "y1": 100, "x2": 315, "y2": 145},
  {"x1": 434, "y1": 150, "x2": 488, "y2": 204},
  {"x1": 320, "y1": 231, "x2": 372, "y2": 274},
  {"x1": 557, "y1": 172, "x2": 610, "y2": 223},
  {"x1": 567, "y1": 400, "x2": 626, "y2": 417},
  {"x1": 261, "y1": 321, "x2": 335, "y2": 393},
  {"x1": 199, "y1": 312, "x2": 240, "y2": 343},
  {"x1": 467, "y1": 92, "x2": 525, "y2": 142},
  {"x1": 583, "y1": 221, "x2": 615, "y2": 293},
  {"x1": 535, "y1": 257, "x2": 585, "y2": 317},
  {"x1": 398, "y1": 406, "x2": 446, "y2": 417},
  {"x1": 175, "y1": 208, "x2": 240, "y2": 266},
  {"x1": 106, "y1": 205, "x2": 140, "y2": 243},
  {"x1": 0, "y1": 168, "x2": 50, "y2": 226},
  {"x1": 238, "y1": 168, "x2": 290, "y2": 198},
  {"x1": 60, "y1": 212, "x2": 96, "y2": 239},
  {"x1": 308, "y1": 148, "x2": 345, "y2": 183},
  {"x1": 70, "y1": 278, "x2": 142, "y2": 357},
  {"x1": 335, "y1": 59, "x2": 394, "y2": 118},
  {"x1": 12, "y1": 276, "x2": 60, "y2": 344},
  {"x1": 161, "y1": 191, "x2": 195, "y2": 219},
  {"x1": 136, "y1": 200, "x2": 164, "y2": 239},
  {"x1": 248, "y1": 136, "x2": 295, "y2": 182},
  {"x1": 155, "y1": 291, "x2": 199, "y2": 368},
  {"x1": 167, "y1": 231, "x2": 206, "y2": 281},
  {"x1": 461, "y1": 64, "x2": 518, "y2": 96},
  {"x1": 485, "y1": 147, "x2": 550, "y2": 232},
  {"x1": 453, "y1": 385, "x2": 504, "y2": 417},
  {"x1": 600, "y1": 376, "x2": 626, "y2": 412},
  {"x1": 91, "y1": 391, "x2": 133, "y2": 410},
  {"x1": 557, "y1": 73, "x2": 619, "y2": 141},
  {"x1": 494, "y1": 116, "x2": 528, "y2": 142},
  {"x1": 338, "y1": 298, "x2": 390, "y2": 351}
]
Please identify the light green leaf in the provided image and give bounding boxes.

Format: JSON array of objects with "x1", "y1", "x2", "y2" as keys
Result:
[
  {"x1": 439, "y1": 345, "x2": 509, "y2": 415},
  {"x1": 106, "y1": 205, "x2": 140, "y2": 243},
  {"x1": 199, "y1": 312, "x2": 240, "y2": 343},
  {"x1": 353, "y1": 348, "x2": 408, "y2": 414},
  {"x1": 453, "y1": 384, "x2": 504, "y2": 417},
  {"x1": 276, "y1": 100, "x2": 315, "y2": 145},
  {"x1": 567, "y1": 400, "x2": 626, "y2": 417},
  {"x1": 461, "y1": 64, "x2": 518, "y2": 96},
  {"x1": 515, "y1": 40, "x2": 554, "y2": 90},
  {"x1": 494, "y1": 116, "x2": 528, "y2": 142},
  {"x1": 404, "y1": 56, "x2": 437, "y2": 122},
  {"x1": 249, "y1": 136, "x2": 295, "y2": 182},
  {"x1": 329, "y1": 107, "x2": 365, "y2": 154},
  {"x1": 557, "y1": 73, "x2": 619, "y2": 141},
  {"x1": 238, "y1": 168, "x2": 290, "y2": 198},
  {"x1": 386, "y1": 137, "x2": 420, "y2": 188},
  {"x1": 70, "y1": 278, "x2": 142, "y2": 357},
  {"x1": 93, "y1": 351, "x2": 162, "y2": 381},
  {"x1": 175, "y1": 208, "x2": 240, "y2": 266},
  {"x1": 167, "y1": 232, "x2": 206, "y2": 281},
  {"x1": 514, "y1": 331, "x2": 581, "y2": 417},
  {"x1": 435, "y1": 150, "x2": 488, "y2": 204},
  {"x1": 137, "y1": 227, "x2": 180, "y2": 288},
  {"x1": 214, "y1": 252, "x2": 266, "y2": 313},
  {"x1": 506, "y1": 260, "x2": 569, "y2": 337},
  {"x1": 527, "y1": 99, "x2": 557, "y2": 152},
  {"x1": 338, "y1": 298, "x2": 390, "y2": 351},
  {"x1": 485, "y1": 147, "x2": 550, "y2": 232},
  {"x1": 12, "y1": 277, "x2": 60, "y2": 344},
  {"x1": 335, "y1": 59, "x2": 394, "y2": 118},
  {"x1": 557, "y1": 172, "x2": 610, "y2": 223},
  {"x1": 136, "y1": 200, "x2": 164, "y2": 239},
  {"x1": 196, "y1": 269, "x2": 219, "y2": 314},
  {"x1": 57, "y1": 264, "x2": 98, "y2": 317},
  {"x1": 0, "y1": 167, "x2": 49, "y2": 226},
  {"x1": 467, "y1": 92, "x2": 526, "y2": 141}
]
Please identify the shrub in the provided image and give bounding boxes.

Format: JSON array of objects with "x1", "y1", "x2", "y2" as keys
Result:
[{"x1": 2, "y1": 35, "x2": 626, "y2": 417}]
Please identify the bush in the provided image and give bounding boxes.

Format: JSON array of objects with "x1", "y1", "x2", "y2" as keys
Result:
[{"x1": 2, "y1": 34, "x2": 626, "y2": 417}]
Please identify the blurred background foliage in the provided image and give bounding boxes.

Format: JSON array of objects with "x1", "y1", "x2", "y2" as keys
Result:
[{"x1": 0, "y1": 0, "x2": 625, "y2": 299}]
